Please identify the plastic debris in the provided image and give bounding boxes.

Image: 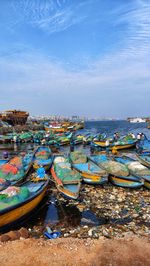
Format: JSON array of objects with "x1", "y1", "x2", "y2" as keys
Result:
[{"x1": 44, "y1": 231, "x2": 61, "y2": 239}]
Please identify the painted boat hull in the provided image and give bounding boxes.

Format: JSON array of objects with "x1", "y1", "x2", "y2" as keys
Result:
[
  {"x1": 137, "y1": 155, "x2": 150, "y2": 168},
  {"x1": 45, "y1": 126, "x2": 65, "y2": 133},
  {"x1": 144, "y1": 179, "x2": 150, "y2": 189},
  {"x1": 33, "y1": 162, "x2": 52, "y2": 170},
  {"x1": 109, "y1": 175, "x2": 144, "y2": 188},
  {"x1": 33, "y1": 146, "x2": 52, "y2": 170},
  {"x1": 51, "y1": 167, "x2": 81, "y2": 200},
  {"x1": 72, "y1": 163, "x2": 108, "y2": 185},
  {"x1": 93, "y1": 141, "x2": 136, "y2": 150},
  {"x1": 0, "y1": 179, "x2": 49, "y2": 228}
]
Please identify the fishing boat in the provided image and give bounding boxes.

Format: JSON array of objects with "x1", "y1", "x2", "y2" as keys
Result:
[
  {"x1": 18, "y1": 132, "x2": 33, "y2": 143},
  {"x1": 56, "y1": 132, "x2": 72, "y2": 146},
  {"x1": 0, "y1": 109, "x2": 29, "y2": 126},
  {"x1": 90, "y1": 154, "x2": 143, "y2": 188},
  {"x1": 114, "y1": 154, "x2": 150, "y2": 189},
  {"x1": 44, "y1": 123, "x2": 66, "y2": 133},
  {"x1": 72, "y1": 135, "x2": 84, "y2": 145},
  {"x1": 136, "y1": 138, "x2": 150, "y2": 153},
  {"x1": 33, "y1": 146, "x2": 53, "y2": 170},
  {"x1": 74, "y1": 121, "x2": 84, "y2": 130},
  {"x1": 0, "y1": 174, "x2": 49, "y2": 229},
  {"x1": 70, "y1": 151, "x2": 108, "y2": 185},
  {"x1": 0, "y1": 134, "x2": 14, "y2": 144},
  {"x1": 51, "y1": 156, "x2": 81, "y2": 200},
  {"x1": 143, "y1": 177, "x2": 150, "y2": 189},
  {"x1": 137, "y1": 154, "x2": 150, "y2": 168},
  {"x1": 93, "y1": 135, "x2": 136, "y2": 150}
]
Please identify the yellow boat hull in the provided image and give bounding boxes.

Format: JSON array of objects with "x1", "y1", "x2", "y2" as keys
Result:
[
  {"x1": 80, "y1": 171, "x2": 108, "y2": 184},
  {"x1": 144, "y1": 180, "x2": 150, "y2": 189},
  {"x1": 94, "y1": 142, "x2": 135, "y2": 150},
  {"x1": 0, "y1": 186, "x2": 47, "y2": 228}
]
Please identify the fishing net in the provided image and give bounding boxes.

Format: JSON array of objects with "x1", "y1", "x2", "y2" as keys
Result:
[
  {"x1": 54, "y1": 157, "x2": 66, "y2": 164},
  {"x1": 127, "y1": 162, "x2": 150, "y2": 176},
  {"x1": 19, "y1": 132, "x2": 32, "y2": 140},
  {"x1": 0, "y1": 186, "x2": 30, "y2": 210},
  {"x1": 0, "y1": 157, "x2": 24, "y2": 181},
  {"x1": 36, "y1": 150, "x2": 48, "y2": 159},
  {"x1": 70, "y1": 151, "x2": 87, "y2": 164},
  {"x1": 0, "y1": 178, "x2": 10, "y2": 191},
  {"x1": 100, "y1": 161, "x2": 129, "y2": 176},
  {"x1": 9, "y1": 157, "x2": 23, "y2": 169},
  {"x1": 54, "y1": 158, "x2": 81, "y2": 183}
]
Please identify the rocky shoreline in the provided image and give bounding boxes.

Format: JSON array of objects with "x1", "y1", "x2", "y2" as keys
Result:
[
  {"x1": 0, "y1": 184, "x2": 149, "y2": 241},
  {"x1": 27, "y1": 183, "x2": 149, "y2": 241},
  {"x1": 0, "y1": 184, "x2": 149, "y2": 265}
]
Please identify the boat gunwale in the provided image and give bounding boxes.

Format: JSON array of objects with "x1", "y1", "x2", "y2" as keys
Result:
[{"x1": 0, "y1": 178, "x2": 49, "y2": 216}]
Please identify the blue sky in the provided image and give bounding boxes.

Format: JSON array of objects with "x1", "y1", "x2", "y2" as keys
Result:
[{"x1": 0, "y1": 0, "x2": 150, "y2": 118}]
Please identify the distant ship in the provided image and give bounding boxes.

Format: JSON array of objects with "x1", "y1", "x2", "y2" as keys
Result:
[
  {"x1": 127, "y1": 117, "x2": 146, "y2": 123},
  {"x1": 0, "y1": 110, "x2": 29, "y2": 126}
]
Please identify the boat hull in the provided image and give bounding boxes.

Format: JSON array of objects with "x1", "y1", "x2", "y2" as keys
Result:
[
  {"x1": 93, "y1": 141, "x2": 136, "y2": 150},
  {"x1": 137, "y1": 155, "x2": 150, "y2": 168},
  {"x1": 144, "y1": 180, "x2": 150, "y2": 189},
  {"x1": 51, "y1": 167, "x2": 80, "y2": 200},
  {"x1": 72, "y1": 164, "x2": 108, "y2": 185},
  {"x1": 109, "y1": 175, "x2": 144, "y2": 188},
  {"x1": 0, "y1": 181, "x2": 48, "y2": 228}
]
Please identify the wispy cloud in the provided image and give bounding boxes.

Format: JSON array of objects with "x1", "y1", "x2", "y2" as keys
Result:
[
  {"x1": 0, "y1": 0, "x2": 150, "y2": 117},
  {"x1": 8, "y1": 0, "x2": 88, "y2": 34}
]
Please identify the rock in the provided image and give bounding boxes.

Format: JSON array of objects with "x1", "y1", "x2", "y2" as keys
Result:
[
  {"x1": 0, "y1": 234, "x2": 11, "y2": 242},
  {"x1": 102, "y1": 229, "x2": 109, "y2": 237},
  {"x1": 109, "y1": 195, "x2": 115, "y2": 200},
  {"x1": 63, "y1": 233, "x2": 69, "y2": 237},
  {"x1": 8, "y1": 231, "x2": 20, "y2": 241},
  {"x1": 19, "y1": 228, "x2": 30, "y2": 239},
  {"x1": 88, "y1": 229, "x2": 93, "y2": 237},
  {"x1": 132, "y1": 214, "x2": 139, "y2": 218}
]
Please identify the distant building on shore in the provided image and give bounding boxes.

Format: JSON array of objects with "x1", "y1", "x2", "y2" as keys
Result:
[{"x1": 127, "y1": 117, "x2": 146, "y2": 123}]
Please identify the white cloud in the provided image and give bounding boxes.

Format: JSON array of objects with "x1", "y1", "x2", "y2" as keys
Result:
[{"x1": 0, "y1": 0, "x2": 150, "y2": 116}]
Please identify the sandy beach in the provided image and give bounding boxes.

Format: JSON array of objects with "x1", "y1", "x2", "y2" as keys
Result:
[{"x1": 0, "y1": 236, "x2": 149, "y2": 266}]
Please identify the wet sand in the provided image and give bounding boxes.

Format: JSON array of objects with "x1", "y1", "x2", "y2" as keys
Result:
[{"x1": 0, "y1": 236, "x2": 149, "y2": 266}]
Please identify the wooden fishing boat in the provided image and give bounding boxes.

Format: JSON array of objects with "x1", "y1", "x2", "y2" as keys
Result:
[
  {"x1": 72, "y1": 135, "x2": 83, "y2": 145},
  {"x1": 137, "y1": 154, "x2": 150, "y2": 168},
  {"x1": 90, "y1": 154, "x2": 143, "y2": 188},
  {"x1": 109, "y1": 174, "x2": 144, "y2": 188},
  {"x1": 74, "y1": 121, "x2": 84, "y2": 130},
  {"x1": 33, "y1": 146, "x2": 53, "y2": 170},
  {"x1": 93, "y1": 140, "x2": 136, "y2": 150},
  {"x1": 143, "y1": 177, "x2": 150, "y2": 189},
  {"x1": 44, "y1": 125, "x2": 65, "y2": 133},
  {"x1": 0, "y1": 174, "x2": 49, "y2": 229},
  {"x1": 56, "y1": 132, "x2": 72, "y2": 146},
  {"x1": 51, "y1": 156, "x2": 81, "y2": 199},
  {"x1": 70, "y1": 151, "x2": 108, "y2": 185},
  {"x1": 0, "y1": 134, "x2": 13, "y2": 144},
  {"x1": 136, "y1": 137, "x2": 150, "y2": 153},
  {"x1": 18, "y1": 132, "x2": 33, "y2": 143},
  {"x1": 0, "y1": 109, "x2": 29, "y2": 126},
  {"x1": 114, "y1": 154, "x2": 150, "y2": 189}
]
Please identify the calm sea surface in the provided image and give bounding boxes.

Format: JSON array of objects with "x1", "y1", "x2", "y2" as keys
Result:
[{"x1": 84, "y1": 120, "x2": 150, "y2": 138}]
